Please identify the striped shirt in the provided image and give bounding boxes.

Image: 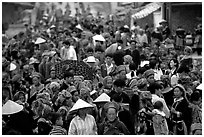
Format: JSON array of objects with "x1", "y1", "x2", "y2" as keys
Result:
[
  {"x1": 49, "y1": 126, "x2": 67, "y2": 135},
  {"x1": 68, "y1": 114, "x2": 98, "y2": 135}
]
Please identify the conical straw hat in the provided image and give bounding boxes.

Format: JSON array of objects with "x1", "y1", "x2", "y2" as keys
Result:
[
  {"x1": 93, "y1": 93, "x2": 110, "y2": 103},
  {"x1": 2, "y1": 100, "x2": 23, "y2": 115},
  {"x1": 69, "y1": 99, "x2": 93, "y2": 112},
  {"x1": 93, "y1": 35, "x2": 105, "y2": 42},
  {"x1": 35, "y1": 37, "x2": 46, "y2": 44},
  {"x1": 9, "y1": 63, "x2": 17, "y2": 71},
  {"x1": 76, "y1": 24, "x2": 83, "y2": 31},
  {"x1": 196, "y1": 83, "x2": 202, "y2": 90}
]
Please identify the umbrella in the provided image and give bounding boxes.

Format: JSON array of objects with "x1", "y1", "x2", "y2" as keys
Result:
[{"x1": 55, "y1": 60, "x2": 94, "y2": 80}]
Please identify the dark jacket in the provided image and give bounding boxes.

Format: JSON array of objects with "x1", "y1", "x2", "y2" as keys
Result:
[
  {"x1": 6, "y1": 111, "x2": 34, "y2": 135},
  {"x1": 108, "y1": 90, "x2": 130, "y2": 104},
  {"x1": 100, "y1": 63, "x2": 117, "y2": 78},
  {"x1": 125, "y1": 49, "x2": 141, "y2": 69},
  {"x1": 171, "y1": 98, "x2": 192, "y2": 130},
  {"x1": 98, "y1": 118, "x2": 130, "y2": 135}
]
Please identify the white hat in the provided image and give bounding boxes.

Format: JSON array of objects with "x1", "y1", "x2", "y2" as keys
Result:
[
  {"x1": 140, "y1": 60, "x2": 149, "y2": 67},
  {"x1": 29, "y1": 57, "x2": 39, "y2": 64},
  {"x1": 49, "y1": 51, "x2": 57, "y2": 56},
  {"x1": 93, "y1": 35, "x2": 105, "y2": 42},
  {"x1": 2, "y1": 100, "x2": 24, "y2": 115},
  {"x1": 69, "y1": 99, "x2": 93, "y2": 112},
  {"x1": 90, "y1": 90, "x2": 97, "y2": 96},
  {"x1": 76, "y1": 24, "x2": 83, "y2": 31},
  {"x1": 50, "y1": 25, "x2": 56, "y2": 29},
  {"x1": 43, "y1": 13, "x2": 49, "y2": 17},
  {"x1": 196, "y1": 83, "x2": 202, "y2": 90},
  {"x1": 86, "y1": 56, "x2": 96, "y2": 63},
  {"x1": 35, "y1": 37, "x2": 46, "y2": 44},
  {"x1": 159, "y1": 19, "x2": 167, "y2": 24},
  {"x1": 9, "y1": 63, "x2": 17, "y2": 71},
  {"x1": 93, "y1": 93, "x2": 110, "y2": 103},
  {"x1": 124, "y1": 25, "x2": 129, "y2": 29}
]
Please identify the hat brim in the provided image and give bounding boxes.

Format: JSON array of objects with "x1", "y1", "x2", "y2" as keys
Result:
[
  {"x1": 69, "y1": 99, "x2": 93, "y2": 112},
  {"x1": 2, "y1": 100, "x2": 24, "y2": 115}
]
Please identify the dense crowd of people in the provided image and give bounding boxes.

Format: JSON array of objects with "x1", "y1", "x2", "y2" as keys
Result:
[{"x1": 2, "y1": 11, "x2": 202, "y2": 135}]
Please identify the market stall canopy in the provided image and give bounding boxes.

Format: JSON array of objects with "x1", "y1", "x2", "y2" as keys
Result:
[{"x1": 132, "y1": 2, "x2": 163, "y2": 19}]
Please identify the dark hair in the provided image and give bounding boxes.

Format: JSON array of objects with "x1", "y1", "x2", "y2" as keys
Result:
[
  {"x1": 173, "y1": 85, "x2": 185, "y2": 97},
  {"x1": 98, "y1": 82, "x2": 103, "y2": 89},
  {"x1": 154, "y1": 100, "x2": 163, "y2": 110},
  {"x1": 149, "y1": 60, "x2": 157, "y2": 69},
  {"x1": 95, "y1": 45, "x2": 104, "y2": 53},
  {"x1": 130, "y1": 40, "x2": 137, "y2": 44},
  {"x1": 190, "y1": 91, "x2": 201, "y2": 102},
  {"x1": 112, "y1": 93, "x2": 122, "y2": 103},
  {"x1": 86, "y1": 46, "x2": 94, "y2": 53},
  {"x1": 113, "y1": 79, "x2": 126, "y2": 88},
  {"x1": 63, "y1": 40, "x2": 70, "y2": 45},
  {"x1": 64, "y1": 71, "x2": 74, "y2": 79},
  {"x1": 129, "y1": 63, "x2": 137, "y2": 71},
  {"x1": 148, "y1": 82, "x2": 163, "y2": 94},
  {"x1": 168, "y1": 58, "x2": 179, "y2": 69},
  {"x1": 116, "y1": 39, "x2": 123, "y2": 44},
  {"x1": 136, "y1": 67, "x2": 146, "y2": 76},
  {"x1": 150, "y1": 53, "x2": 157, "y2": 58},
  {"x1": 105, "y1": 53, "x2": 113, "y2": 58},
  {"x1": 50, "y1": 112, "x2": 62, "y2": 125}
]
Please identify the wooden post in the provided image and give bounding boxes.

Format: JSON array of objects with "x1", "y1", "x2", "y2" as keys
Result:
[{"x1": 168, "y1": 3, "x2": 172, "y2": 32}]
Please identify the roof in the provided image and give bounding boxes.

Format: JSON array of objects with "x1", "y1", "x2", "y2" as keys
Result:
[{"x1": 3, "y1": 2, "x2": 34, "y2": 8}]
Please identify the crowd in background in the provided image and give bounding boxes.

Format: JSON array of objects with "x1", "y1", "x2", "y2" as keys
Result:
[{"x1": 2, "y1": 12, "x2": 202, "y2": 135}]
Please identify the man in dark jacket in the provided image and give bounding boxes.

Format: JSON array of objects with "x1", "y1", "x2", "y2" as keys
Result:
[
  {"x1": 108, "y1": 78, "x2": 130, "y2": 104},
  {"x1": 125, "y1": 40, "x2": 141, "y2": 69}
]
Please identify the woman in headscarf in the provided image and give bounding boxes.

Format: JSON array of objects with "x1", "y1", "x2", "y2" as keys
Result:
[
  {"x1": 177, "y1": 46, "x2": 193, "y2": 73},
  {"x1": 102, "y1": 76, "x2": 113, "y2": 95},
  {"x1": 170, "y1": 84, "x2": 191, "y2": 135},
  {"x1": 28, "y1": 72, "x2": 44, "y2": 105},
  {"x1": 123, "y1": 55, "x2": 133, "y2": 74},
  {"x1": 98, "y1": 102, "x2": 130, "y2": 135}
]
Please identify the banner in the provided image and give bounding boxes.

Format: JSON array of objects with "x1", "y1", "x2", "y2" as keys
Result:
[{"x1": 132, "y1": 2, "x2": 163, "y2": 19}]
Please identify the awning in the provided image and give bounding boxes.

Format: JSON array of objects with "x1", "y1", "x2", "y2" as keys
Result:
[{"x1": 132, "y1": 2, "x2": 163, "y2": 19}]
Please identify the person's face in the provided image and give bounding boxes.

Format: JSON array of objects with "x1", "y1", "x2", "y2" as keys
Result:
[
  {"x1": 19, "y1": 94, "x2": 25, "y2": 103},
  {"x1": 95, "y1": 51, "x2": 102, "y2": 59},
  {"x1": 130, "y1": 42, "x2": 136, "y2": 49},
  {"x1": 118, "y1": 70, "x2": 126, "y2": 80},
  {"x1": 78, "y1": 108, "x2": 88, "y2": 115},
  {"x1": 72, "y1": 91, "x2": 79, "y2": 102},
  {"x1": 106, "y1": 78, "x2": 113, "y2": 89},
  {"x1": 32, "y1": 77, "x2": 40, "y2": 85},
  {"x1": 50, "y1": 71, "x2": 56, "y2": 78},
  {"x1": 105, "y1": 56, "x2": 112, "y2": 65},
  {"x1": 87, "y1": 51, "x2": 93, "y2": 57},
  {"x1": 147, "y1": 75, "x2": 155, "y2": 84},
  {"x1": 155, "y1": 88, "x2": 162, "y2": 95},
  {"x1": 64, "y1": 97, "x2": 72, "y2": 106},
  {"x1": 170, "y1": 60, "x2": 176, "y2": 68},
  {"x1": 57, "y1": 93, "x2": 66, "y2": 103},
  {"x1": 56, "y1": 116, "x2": 63, "y2": 126},
  {"x1": 106, "y1": 108, "x2": 117, "y2": 122},
  {"x1": 80, "y1": 90, "x2": 89, "y2": 100},
  {"x1": 173, "y1": 87, "x2": 183, "y2": 98},
  {"x1": 114, "y1": 86, "x2": 123, "y2": 93},
  {"x1": 43, "y1": 55, "x2": 49, "y2": 62}
]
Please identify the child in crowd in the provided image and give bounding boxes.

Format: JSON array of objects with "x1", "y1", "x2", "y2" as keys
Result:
[{"x1": 49, "y1": 112, "x2": 67, "y2": 135}]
